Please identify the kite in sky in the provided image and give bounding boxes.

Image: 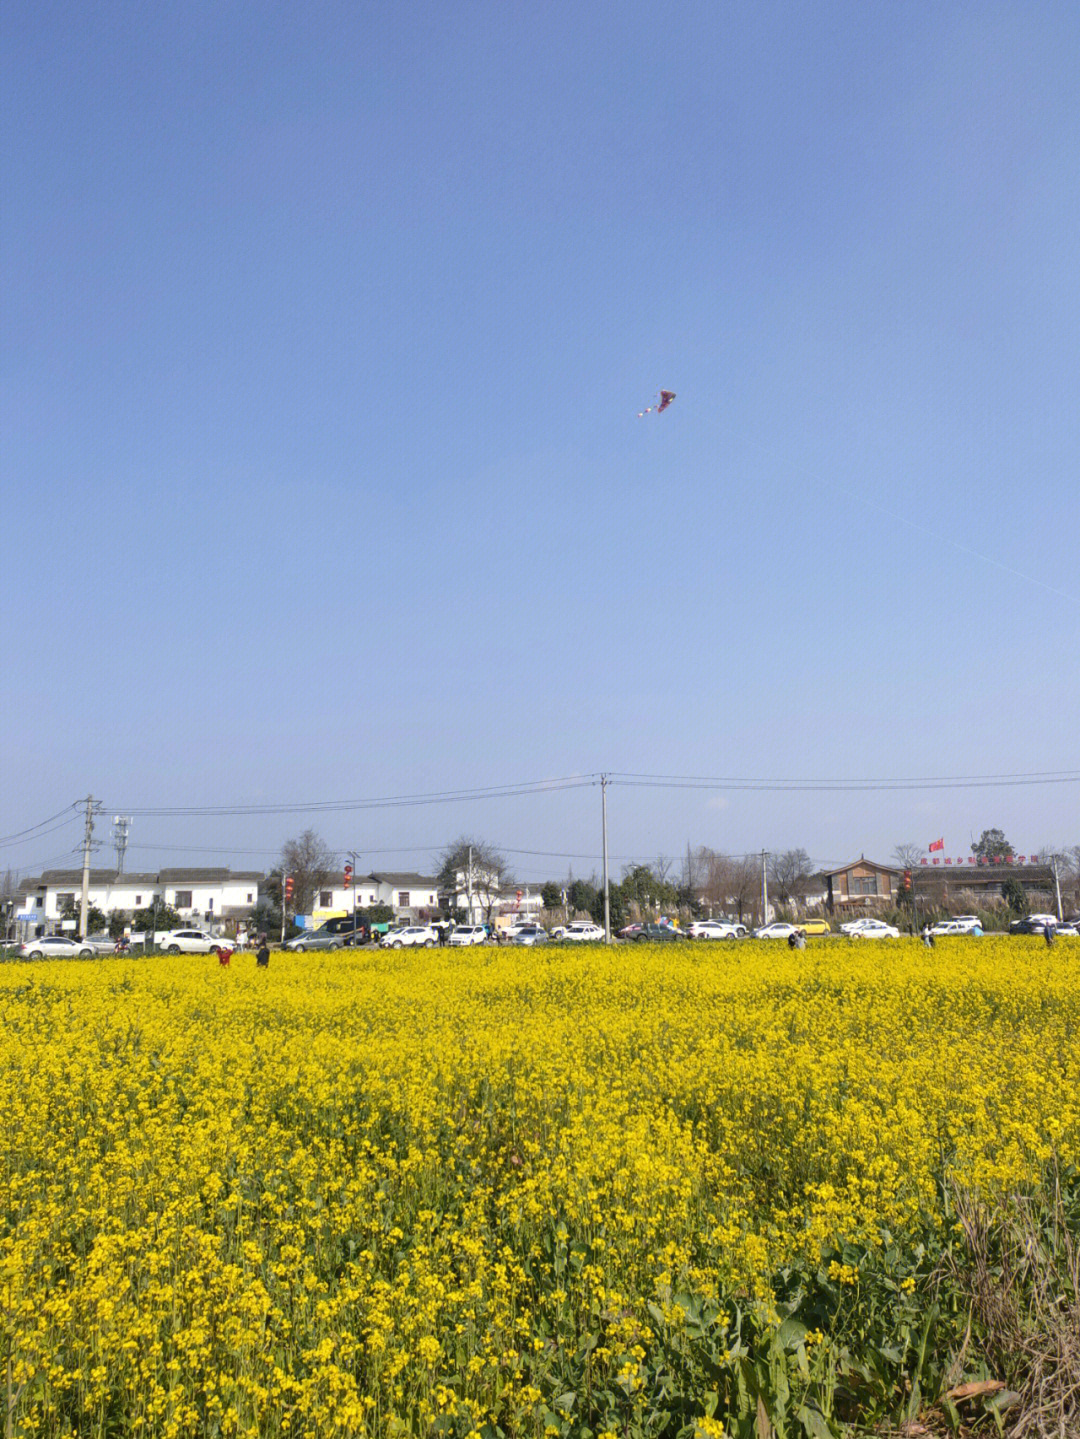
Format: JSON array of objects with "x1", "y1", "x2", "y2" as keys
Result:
[{"x1": 638, "y1": 390, "x2": 676, "y2": 417}]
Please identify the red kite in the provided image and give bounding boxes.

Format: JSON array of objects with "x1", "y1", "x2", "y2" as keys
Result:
[{"x1": 638, "y1": 389, "x2": 676, "y2": 417}]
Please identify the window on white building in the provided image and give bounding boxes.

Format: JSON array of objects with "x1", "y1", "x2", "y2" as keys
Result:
[
  {"x1": 135, "y1": 894, "x2": 142, "y2": 905},
  {"x1": 320, "y1": 890, "x2": 332, "y2": 907},
  {"x1": 247, "y1": 892, "x2": 253, "y2": 903},
  {"x1": 56, "y1": 893, "x2": 75, "y2": 909},
  {"x1": 398, "y1": 892, "x2": 409, "y2": 908},
  {"x1": 175, "y1": 890, "x2": 192, "y2": 908}
]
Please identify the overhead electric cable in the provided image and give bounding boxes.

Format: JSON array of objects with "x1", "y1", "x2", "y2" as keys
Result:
[
  {"x1": 114, "y1": 775, "x2": 597, "y2": 818},
  {"x1": 0, "y1": 804, "x2": 80, "y2": 847}
]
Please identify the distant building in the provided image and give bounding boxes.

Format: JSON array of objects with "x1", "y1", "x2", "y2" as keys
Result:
[
  {"x1": 823, "y1": 858, "x2": 901, "y2": 913},
  {"x1": 13, "y1": 869, "x2": 261, "y2": 935},
  {"x1": 913, "y1": 861, "x2": 1055, "y2": 907}
]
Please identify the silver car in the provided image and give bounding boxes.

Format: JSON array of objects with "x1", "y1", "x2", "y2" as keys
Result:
[
  {"x1": 284, "y1": 929, "x2": 343, "y2": 952},
  {"x1": 18, "y1": 935, "x2": 95, "y2": 959}
]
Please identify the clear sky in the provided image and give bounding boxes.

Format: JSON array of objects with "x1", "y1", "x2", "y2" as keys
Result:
[{"x1": 3, "y1": 1, "x2": 1078, "y2": 882}]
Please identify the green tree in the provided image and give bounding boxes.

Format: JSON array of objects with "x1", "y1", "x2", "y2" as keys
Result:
[
  {"x1": 1002, "y1": 877, "x2": 1027, "y2": 915},
  {"x1": 132, "y1": 904, "x2": 183, "y2": 935},
  {"x1": 568, "y1": 880, "x2": 598, "y2": 917},
  {"x1": 59, "y1": 896, "x2": 106, "y2": 935},
  {"x1": 540, "y1": 881, "x2": 563, "y2": 911},
  {"x1": 971, "y1": 829, "x2": 1014, "y2": 863}
]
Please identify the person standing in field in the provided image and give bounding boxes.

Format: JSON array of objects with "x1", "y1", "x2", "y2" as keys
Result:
[{"x1": 256, "y1": 936, "x2": 270, "y2": 968}]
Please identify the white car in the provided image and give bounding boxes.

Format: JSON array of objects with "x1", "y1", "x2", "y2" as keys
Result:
[
  {"x1": 18, "y1": 934, "x2": 95, "y2": 959},
  {"x1": 155, "y1": 929, "x2": 229, "y2": 954},
  {"x1": 843, "y1": 918, "x2": 900, "y2": 939},
  {"x1": 449, "y1": 924, "x2": 487, "y2": 946},
  {"x1": 930, "y1": 919, "x2": 983, "y2": 937},
  {"x1": 381, "y1": 925, "x2": 437, "y2": 949},
  {"x1": 558, "y1": 921, "x2": 605, "y2": 942},
  {"x1": 753, "y1": 922, "x2": 800, "y2": 940},
  {"x1": 688, "y1": 920, "x2": 747, "y2": 940}
]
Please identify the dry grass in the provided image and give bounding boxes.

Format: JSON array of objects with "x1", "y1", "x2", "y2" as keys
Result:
[{"x1": 943, "y1": 1170, "x2": 1080, "y2": 1438}]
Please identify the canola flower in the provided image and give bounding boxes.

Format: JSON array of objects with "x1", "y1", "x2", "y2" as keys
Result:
[{"x1": 1, "y1": 938, "x2": 1077, "y2": 1437}]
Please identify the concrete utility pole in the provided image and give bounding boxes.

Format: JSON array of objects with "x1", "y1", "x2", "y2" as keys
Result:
[
  {"x1": 349, "y1": 851, "x2": 360, "y2": 945},
  {"x1": 1052, "y1": 853, "x2": 1064, "y2": 921},
  {"x1": 601, "y1": 774, "x2": 611, "y2": 943},
  {"x1": 466, "y1": 845, "x2": 474, "y2": 924},
  {"x1": 761, "y1": 849, "x2": 769, "y2": 927},
  {"x1": 79, "y1": 796, "x2": 102, "y2": 938}
]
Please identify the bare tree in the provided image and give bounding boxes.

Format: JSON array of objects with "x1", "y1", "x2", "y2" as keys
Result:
[
  {"x1": 698, "y1": 850, "x2": 760, "y2": 923},
  {"x1": 280, "y1": 830, "x2": 337, "y2": 915},
  {"x1": 438, "y1": 836, "x2": 511, "y2": 921},
  {"x1": 893, "y1": 843, "x2": 923, "y2": 871},
  {"x1": 767, "y1": 849, "x2": 815, "y2": 908}
]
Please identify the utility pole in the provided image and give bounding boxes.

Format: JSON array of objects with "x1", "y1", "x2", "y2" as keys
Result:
[
  {"x1": 466, "y1": 845, "x2": 474, "y2": 924},
  {"x1": 761, "y1": 849, "x2": 769, "y2": 927},
  {"x1": 349, "y1": 851, "x2": 360, "y2": 945},
  {"x1": 601, "y1": 774, "x2": 611, "y2": 943},
  {"x1": 79, "y1": 796, "x2": 102, "y2": 939},
  {"x1": 1052, "y1": 852, "x2": 1064, "y2": 921}
]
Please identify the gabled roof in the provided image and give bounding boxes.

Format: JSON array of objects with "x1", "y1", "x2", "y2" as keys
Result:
[{"x1": 824, "y1": 857, "x2": 901, "y2": 878}]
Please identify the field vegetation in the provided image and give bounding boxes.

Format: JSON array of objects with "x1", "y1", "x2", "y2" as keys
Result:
[{"x1": 2, "y1": 939, "x2": 1077, "y2": 1438}]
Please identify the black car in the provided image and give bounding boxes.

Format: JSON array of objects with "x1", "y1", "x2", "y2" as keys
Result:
[
  {"x1": 1008, "y1": 916, "x2": 1056, "y2": 934},
  {"x1": 323, "y1": 914, "x2": 372, "y2": 945}
]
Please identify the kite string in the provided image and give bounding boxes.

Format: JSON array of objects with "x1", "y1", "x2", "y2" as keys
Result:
[{"x1": 837, "y1": 483, "x2": 1079, "y2": 604}]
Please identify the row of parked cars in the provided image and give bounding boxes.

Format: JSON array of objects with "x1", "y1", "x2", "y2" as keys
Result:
[{"x1": 12, "y1": 907, "x2": 1079, "y2": 962}]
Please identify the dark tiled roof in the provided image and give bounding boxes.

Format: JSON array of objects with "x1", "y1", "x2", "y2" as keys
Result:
[{"x1": 369, "y1": 872, "x2": 439, "y2": 887}]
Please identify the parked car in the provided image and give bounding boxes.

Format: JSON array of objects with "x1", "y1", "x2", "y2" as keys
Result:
[
  {"x1": 284, "y1": 929, "x2": 343, "y2": 952},
  {"x1": 841, "y1": 917, "x2": 888, "y2": 936},
  {"x1": 558, "y1": 921, "x2": 605, "y2": 943},
  {"x1": 633, "y1": 923, "x2": 686, "y2": 942},
  {"x1": 381, "y1": 925, "x2": 438, "y2": 949},
  {"x1": 155, "y1": 929, "x2": 230, "y2": 954},
  {"x1": 513, "y1": 925, "x2": 548, "y2": 946},
  {"x1": 929, "y1": 919, "x2": 983, "y2": 937},
  {"x1": 798, "y1": 917, "x2": 831, "y2": 936},
  {"x1": 753, "y1": 922, "x2": 801, "y2": 940},
  {"x1": 449, "y1": 924, "x2": 488, "y2": 947},
  {"x1": 18, "y1": 934, "x2": 95, "y2": 959},
  {"x1": 82, "y1": 932, "x2": 121, "y2": 954},
  {"x1": 845, "y1": 918, "x2": 900, "y2": 939},
  {"x1": 1009, "y1": 915, "x2": 1059, "y2": 935},
  {"x1": 687, "y1": 920, "x2": 747, "y2": 940},
  {"x1": 504, "y1": 917, "x2": 538, "y2": 940},
  {"x1": 617, "y1": 922, "x2": 645, "y2": 939},
  {"x1": 322, "y1": 914, "x2": 372, "y2": 944}
]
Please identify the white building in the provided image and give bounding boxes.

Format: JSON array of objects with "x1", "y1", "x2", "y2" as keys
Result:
[
  {"x1": 14, "y1": 868, "x2": 262, "y2": 935},
  {"x1": 309, "y1": 873, "x2": 441, "y2": 926}
]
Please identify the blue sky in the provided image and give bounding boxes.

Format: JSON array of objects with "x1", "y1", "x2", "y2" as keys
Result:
[{"x1": 3, "y1": 1, "x2": 1078, "y2": 881}]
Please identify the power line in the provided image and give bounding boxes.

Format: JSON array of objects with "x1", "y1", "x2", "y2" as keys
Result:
[
  {"x1": 113, "y1": 775, "x2": 598, "y2": 818},
  {"x1": 610, "y1": 769, "x2": 1080, "y2": 793},
  {"x1": 0, "y1": 804, "x2": 81, "y2": 848}
]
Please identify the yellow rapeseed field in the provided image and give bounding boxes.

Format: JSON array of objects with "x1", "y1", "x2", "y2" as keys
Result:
[{"x1": 2, "y1": 938, "x2": 1077, "y2": 1437}]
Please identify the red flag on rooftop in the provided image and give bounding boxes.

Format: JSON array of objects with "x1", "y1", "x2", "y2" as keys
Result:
[{"x1": 928, "y1": 838, "x2": 944, "y2": 852}]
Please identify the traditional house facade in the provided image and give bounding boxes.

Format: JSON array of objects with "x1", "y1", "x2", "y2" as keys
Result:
[
  {"x1": 309, "y1": 873, "x2": 441, "y2": 926},
  {"x1": 823, "y1": 858, "x2": 901, "y2": 913},
  {"x1": 13, "y1": 868, "x2": 262, "y2": 934}
]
